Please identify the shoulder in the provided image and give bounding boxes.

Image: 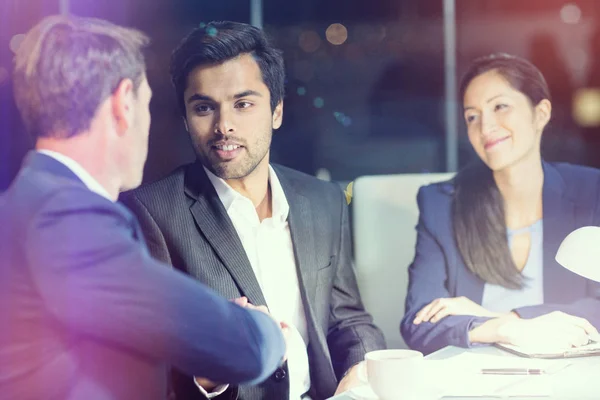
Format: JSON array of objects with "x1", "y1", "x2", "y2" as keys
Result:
[
  {"x1": 550, "y1": 162, "x2": 600, "y2": 187},
  {"x1": 417, "y1": 177, "x2": 455, "y2": 206},
  {"x1": 10, "y1": 166, "x2": 121, "y2": 218},
  {"x1": 547, "y1": 162, "x2": 600, "y2": 202},
  {"x1": 121, "y1": 164, "x2": 188, "y2": 205},
  {"x1": 272, "y1": 164, "x2": 345, "y2": 203}
]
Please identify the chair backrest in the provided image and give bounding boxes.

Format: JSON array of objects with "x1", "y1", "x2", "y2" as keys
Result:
[{"x1": 352, "y1": 172, "x2": 454, "y2": 349}]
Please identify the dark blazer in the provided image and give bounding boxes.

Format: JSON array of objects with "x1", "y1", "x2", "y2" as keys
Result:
[
  {"x1": 121, "y1": 161, "x2": 386, "y2": 400},
  {"x1": 0, "y1": 152, "x2": 285, "y2": 400},
  {"x1": 401, "y1": 162, "x2": 600, "y2": 355}
]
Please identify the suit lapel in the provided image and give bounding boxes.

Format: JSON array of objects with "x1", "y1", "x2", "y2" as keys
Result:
[
  {"x1": 275, "y1": 167, "x2": 332, "y2": 364},
  {"x1": 185, "y1": 164, "x2": 267, "y2": 306},
  {"x1": 541, "y1": 162, "x2": 579, "y2": 301},
  {"x1": 276, "y1": 167, "x2": 319, "y2": 308},
  {"x1": 287, "y1": 200, "x2": 319, "y2": 305}
]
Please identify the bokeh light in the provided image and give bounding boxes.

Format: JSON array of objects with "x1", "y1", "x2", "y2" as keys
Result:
[
  {"x1": 313, "y1": 97, "x2": 325, "y2": 108},
  {"x1": 560, "y1": 3, "x2": 582, "y2": 24},
  {"x1": 326, "y1": 23, "x2": 348, "y2": 45},
  {"x1": 573, "y1": 88, "x2": 600, "y2": 127},
  {"x1": 9, "y1": 34, "x2": 25, "y2": 54},
  {"x1": 206, "y1": 26, "x2": 218, "y2": 37},
  {"x1": 334, "y1": 111, "x2": 352, "y2": 127},
  {"x1": 299, "y1": 30, "x2": 321, "y2": 53}
]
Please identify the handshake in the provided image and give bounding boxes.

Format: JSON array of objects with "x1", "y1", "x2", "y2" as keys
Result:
[
  {"x1": 195, "y1": 297, "x2": 290, "y2": 393},
  {"x1": 232, "y1": 296, "x2": 291, "y2": 340}
]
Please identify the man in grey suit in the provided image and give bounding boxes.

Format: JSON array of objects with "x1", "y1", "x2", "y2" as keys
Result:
[
  {"x1": 0, "y1": 15, "x2": 285, "y2": 400},
  {"x1": 121, "y1": 21, "x2": 385, "y2": 400}
]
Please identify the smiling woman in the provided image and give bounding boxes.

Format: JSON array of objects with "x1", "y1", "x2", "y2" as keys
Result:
[{"x1": 400, "y1": 53, "x2": 600, "y2": 355}]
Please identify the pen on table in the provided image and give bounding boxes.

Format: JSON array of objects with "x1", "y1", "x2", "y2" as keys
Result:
[{"x1": 481, "y1": 368, "x2": 544, "y2": 375}]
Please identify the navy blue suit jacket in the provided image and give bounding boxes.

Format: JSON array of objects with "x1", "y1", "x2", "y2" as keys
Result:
[
  {"x1": 401, "y1": 162, "x2": 600, "y2": 355},
  {"x1": 0, "y1": 152, "x2": 285, "y2": 400}
]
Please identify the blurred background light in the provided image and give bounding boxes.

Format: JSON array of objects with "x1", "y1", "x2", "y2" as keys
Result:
[
  {"x1": 299, "y1": 30, "x2": 321, "y2": 52},
  {"x1": 560, "y1": 3, "x2": 582, "y2": 24},
  {"x1": 9, "y1": 34, "x2": 25, "y2": 54},
  {"x1": 326, "y1": 23, "x2": 348, "y2": 45},
  {"x1": 573, "y1": 88, "x2": 600, "y2": 127}
]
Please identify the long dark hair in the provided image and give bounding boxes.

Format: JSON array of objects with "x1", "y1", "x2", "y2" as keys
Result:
[{"x1": 453, "y1": 53, "x2": 550, "y2": 289}]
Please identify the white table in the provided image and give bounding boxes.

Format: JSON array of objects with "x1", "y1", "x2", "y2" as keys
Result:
[{"x1": 327, "y1": 345, "x2": 600, "y2": 399}]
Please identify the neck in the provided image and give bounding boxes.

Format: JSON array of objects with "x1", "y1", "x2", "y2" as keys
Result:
[
  {"x1": 493, "y1": 152, "x2": 544, "y2": 229},
  {"x1": 225, "y1": 159, "x2": 272, "y2": 221},
  {"x1": 36, "y1": 136, "x2": 121, "y2": 201}
]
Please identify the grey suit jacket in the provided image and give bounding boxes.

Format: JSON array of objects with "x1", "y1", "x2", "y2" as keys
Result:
[{"x1": 121, "y1": 162, "x2": 385, "y2": 400}]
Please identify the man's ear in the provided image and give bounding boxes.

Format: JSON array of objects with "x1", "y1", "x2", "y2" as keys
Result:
[
  {"x1": 272, "y1": 101, "x2": 283, "y2": 130},
  {"x1": 111, "y1": 78, "x2": 135, "y2": 136},
  {"x1": 183, "y1": 117, "x2": 189, "y2": 132}
]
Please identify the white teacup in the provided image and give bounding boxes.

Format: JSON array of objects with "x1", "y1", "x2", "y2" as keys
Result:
[{"x1": 365, "y1": 349, "x2": 426, "y2": 400}]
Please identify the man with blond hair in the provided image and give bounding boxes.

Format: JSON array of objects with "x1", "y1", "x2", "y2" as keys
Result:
[{"x1": 0, "y1": 15, "x2": 285, "y2": 400}]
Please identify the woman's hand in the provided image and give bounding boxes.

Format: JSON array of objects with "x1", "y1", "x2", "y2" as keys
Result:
[
  {"x1": 469, "y1": 311, "x2": 598, "y2": 348},
  {"x1": 498, "y1": 311, "x2": 598, "y2": 349},
  {"x1": 413, "y1": 296, "x2": 503, "y2": 324}
]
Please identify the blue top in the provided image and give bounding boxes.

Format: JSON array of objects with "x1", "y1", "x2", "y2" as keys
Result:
[
  {"x1": 481, "y1": 220, "x2": 544, "y2": 313},
  {"x1": 401, "y1": 162, "x2": 600, "y2": 355}
]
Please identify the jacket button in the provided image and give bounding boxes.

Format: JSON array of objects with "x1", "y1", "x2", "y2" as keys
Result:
[{"x1": 273, "y1": 368, "x2": 287, "y2": 382}]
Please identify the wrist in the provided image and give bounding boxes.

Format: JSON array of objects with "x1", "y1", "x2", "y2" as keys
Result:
[
  {"x1": 341, "y1": 361, "x2": 362, "y2": 379},
  {"x1": 195, "y1": 377, "x2": 219, "y2": 392},
  {"x1": 469, "y1": 313, "x2": 520, "y2": 344}
]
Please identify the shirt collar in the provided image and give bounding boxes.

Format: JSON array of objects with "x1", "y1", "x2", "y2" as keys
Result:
[
  {"x1": 203, "y1": 165, "x2": 289, "y2": 224},
  {"x1": 36, "y1": 149, "x2": 114, "y2": 202}
]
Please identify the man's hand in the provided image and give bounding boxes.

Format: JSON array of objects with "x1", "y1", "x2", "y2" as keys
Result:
[
  {"x1": 194, "y1": 377, "x2": 220, "y2": 393},
  {"x1": 233, "y1": 297, "x2": 290, "y2": 362},
  {"x1": 193, "y1": 297, "x2": 286, "y2": 393},
  {"x1": 413, "y1": 296, "x2": 503, "y2": 324},
  {"x1": 334, "y1": 362, "x2": 365, "y2": 395}
]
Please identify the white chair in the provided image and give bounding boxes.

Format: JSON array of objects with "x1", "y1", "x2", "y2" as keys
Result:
[{"x1": 352, "y1": 173, "x2": 454, "y2": 349}]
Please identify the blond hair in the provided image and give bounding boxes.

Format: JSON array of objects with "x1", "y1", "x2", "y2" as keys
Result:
[{"x1": 13, "y1": 15, "x2": 149, "y2": 138}]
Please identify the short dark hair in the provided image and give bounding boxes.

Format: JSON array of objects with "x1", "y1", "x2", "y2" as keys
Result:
[
  {"x1": 453, "y1": 53, "x2": 551, "y2": 289},
  {"x1": 459, "y1": 52, "x2": 551, "y2": 106},
  {"x1": 13, "y1": 15, "x2": 149, "y2": 139},
  {"x1": 170, "y1": 21, "x2": 285, "y2": 116}
]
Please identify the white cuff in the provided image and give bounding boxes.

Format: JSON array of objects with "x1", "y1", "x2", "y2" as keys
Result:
[{"x1": 194, "y1": 378, "x2": 229, "y2": 399}]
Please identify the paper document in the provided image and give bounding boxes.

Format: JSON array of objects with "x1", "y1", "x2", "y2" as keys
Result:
[
  {"x1": 496, "y1": 340, "x2": 600, "y2": 359},
  {"x1": 426, "y1": 352, "x2": 570, "y2": 397}
]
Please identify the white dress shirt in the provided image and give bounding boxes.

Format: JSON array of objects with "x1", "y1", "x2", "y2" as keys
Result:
[
  {"x1": 36, "y1": 150, "x2": 113, "y2": 202},
  {"x1": 198, "y1": 166, "x2": 311, "y2": 400}
]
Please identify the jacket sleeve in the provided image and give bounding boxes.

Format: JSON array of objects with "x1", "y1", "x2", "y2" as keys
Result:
[
  {"x1": 26, "y1": 187, "x2": 285, "y2": 386},
  {"x1": 400, "y1": 186, "x2": 490, "y2": 354},
  {"x1": 514, "y1": 294, "x2": 600, "y2": 327},
  {"x1": 327, "y1": 186, "x2": 387, "y2": 380}
]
